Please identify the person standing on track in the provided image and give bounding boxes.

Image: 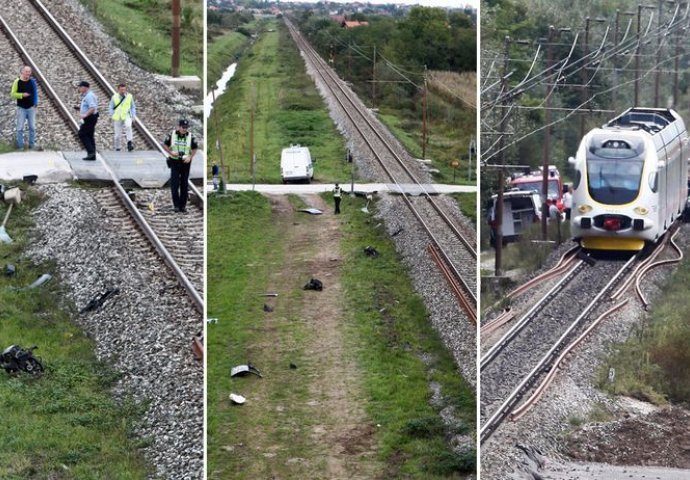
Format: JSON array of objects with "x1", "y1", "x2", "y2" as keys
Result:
[
  {"x1": 333, "y1": 182, "x2": 342, "y2": 214},
  {"x1": 76, "y1": 81, "x2": 99, "y2": 161},
  {"x1": 109, "y1": 83, "x2": 136, "y2": 152},
  {"x1": 163, "y1": 119, "x2": 198, "y2": 213},
  {"x1": 10, "y1": 66, "x2": 38, "y2": 150}
]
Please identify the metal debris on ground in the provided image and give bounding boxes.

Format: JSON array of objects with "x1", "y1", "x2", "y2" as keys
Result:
[
  {"x1": 27, "y1": 273, "x2": 52, "y2": 289},
  {"x1": 229, "y1": 393, "x2": 246, "y2": 405},
  {"x1": 303, "y1": 278, "x2": 323, "y2": 291},
  {"x1": 257, "y1": 293, "x2": 278, "y2": 297},
  {"x1": 192, "y1": 333, "x2": 203, "y2": 361},
  {"x1": 1, "y1": 345, "x2": 43, "y2": 375},
  {"x1": 4, "y1": 264, "x2": 16, "y2": 276},
  {"x1": 263, "y1": 304, "x2": 273, "y2": 312},
  {"x1": 80, "y1": 288, "x2": 120, "y2": 313},
  {"x1": 289, "y1": 362, "x2": 298, "y2": 370},
  {"x1": 298, "y1": 208, "x2": 323, "y2": 215},
  {"x1": 22, "y1": 175, "x2": 38, "y2": 185},
  {"x1": 364, "y1": 246, "x2": 379, "y2": 257},
  {"x1": 231, "y1": 364, "x2": 263, "y2": 378},
  {"x1": 391, "y1": 227, "x2": 404, "y2": 237},
  {"x1": 360, "y1": 194, "x2": 373, "y2": 213},
  {"x1": 207, "y1": 318, "x2": 218, "y2": 324}
]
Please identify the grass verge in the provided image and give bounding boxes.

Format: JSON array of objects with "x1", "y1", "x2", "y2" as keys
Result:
[
  {"x1": 207, "y1": 20, "x2": 350, "y2": 184},
  {"x1": 599, "y1": 251, "x2": 690, "y2": 405},
  {"x1": 338, "y1": 194, "x2": 476, "y2": 477},
  {"x1": 0, "y1": 187, "x2": 149, "y2": 479},
  {"x1": 78, "y1": 0, "x2": 203, "y2": 76},
  {"x1": 451, "y1": 192, "x2": 477, "y2": 226}
]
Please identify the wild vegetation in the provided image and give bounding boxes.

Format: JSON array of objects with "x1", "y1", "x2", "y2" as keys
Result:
[{"x1": 79, "y1": 0, "x2": 203, "y2": 76}]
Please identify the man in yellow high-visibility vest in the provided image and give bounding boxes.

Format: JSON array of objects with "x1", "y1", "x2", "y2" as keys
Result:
[{"x1": 108, "y1": 83, "x2": 136, "y2": 152}]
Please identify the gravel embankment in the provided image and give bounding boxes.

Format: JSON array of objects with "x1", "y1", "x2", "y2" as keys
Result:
[{"x1": 26, "y1": 184, "x2": 203, "y2": 480}]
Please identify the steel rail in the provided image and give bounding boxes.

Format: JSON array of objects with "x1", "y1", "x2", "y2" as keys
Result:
[
  {"x1": 0, "y1": 14, "x2": 203, "y2": 313},
  {"x1": 506, "y1": 246, "x2": 581, "y2": 300},
  {"x1": 286, "y1": 19, "x2": 476, "y2": 258},
  {"x1": 28, "y1": 0, "x2": 204, "y2": 207},
  {"x1": 510, "y1": 299, "x2": 630, "y2": 421},
  {"x1": 428, "y1": 244, "x2": 477, "y2": 324},
  {"x1": 480, "y1": 254, "x2": 637, "y2": 444},
  {"x1": 480, "y1": 258, "x2": 585, "y2": 371},
  {"x1": 635, "y1": 230, "x2": 683, "y2": 308},
  {"x1": 286, "y1": 19, "x2": 476, "y2": 316}
]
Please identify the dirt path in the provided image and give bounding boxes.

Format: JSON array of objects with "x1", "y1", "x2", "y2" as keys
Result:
[{"x1": 237, "y1": 193, "x2": 381, "y2": 479}]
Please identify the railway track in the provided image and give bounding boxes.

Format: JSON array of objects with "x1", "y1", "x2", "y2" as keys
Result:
[
  {"x1": 0, "y1": 1, "x2": 204, "y2": 312},
  {"x1": 285, "y1": 18, "x2": 477, "y2": 322},
  {"x1": 480, "y1": 229, "x2": 683, "y2": 444}
]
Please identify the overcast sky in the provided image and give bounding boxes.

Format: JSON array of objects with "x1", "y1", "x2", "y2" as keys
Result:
[{"x1": 284, "y1": 0, "x2": 477, "y2": 9}]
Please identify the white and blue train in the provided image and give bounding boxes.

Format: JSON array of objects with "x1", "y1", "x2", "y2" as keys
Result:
[{"x1": 569, "y1": 108, "x2": 689, "y2": 251}]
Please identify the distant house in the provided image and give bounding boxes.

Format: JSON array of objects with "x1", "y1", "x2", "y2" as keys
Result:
[{"x1": 342, "y1": 21, "x2": 369, "y2": 28}]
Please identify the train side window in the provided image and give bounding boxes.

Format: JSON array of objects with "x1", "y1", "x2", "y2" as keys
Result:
[
  {"x1": 648, "y1": 172, "x2": 659, "y2": 193},
  {"x1": 573, "y1": 170, "x2": 581, "y2": 190}
]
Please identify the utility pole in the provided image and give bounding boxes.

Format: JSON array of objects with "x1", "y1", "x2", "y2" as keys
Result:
[
  {"x1": 468, "y1": 136, "x2": 475, "y2": 181},
  {"x1": 422, "y1": 65, "x2": 428, "y2": 160},
  {"x1": 495, "y1": 35, "x2": 511, "y2": 277},
  {"x1": 613, "y1": 11, "x2": 635, "y2": 111},
  {"x1": 172, "y1": 0, "x2": 181, "y2": 77},
  {"x1": 654, "y1": 0, "x2": 663, "y2": 107},
  {"x1": 541, "y1": 26, "x2": 555, "y2": 241},
  {"x1": 348, "y1": 42, "x2": 352, "y2": 81},
  {"x1": 635, "y1": 5, "x2": 656, "y2": 106},
  {"x1": 372, "y1": 45, "x2": 377, "y2": 109},
  {"x1": 211, "y1": 88, "x2": 226, "y2": 191},
  {"x1": 580, "y1": 17, "x2": 591, "y2": 140},
  {"x1": 249, "y1": 84, "x2": 255, "y2": 176}
]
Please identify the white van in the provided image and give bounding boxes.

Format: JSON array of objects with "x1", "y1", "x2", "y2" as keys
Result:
[
  {"x1": 280, "y1": 145, "x2": 314, "y2": 183},
  {"x1": 487, "y1": 189, "x2": 541, "y2": 246}
]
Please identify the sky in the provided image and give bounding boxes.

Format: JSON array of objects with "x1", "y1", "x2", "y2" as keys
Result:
[{"x1": 283, "y1": 0, "x2": 477, "y2": 9}]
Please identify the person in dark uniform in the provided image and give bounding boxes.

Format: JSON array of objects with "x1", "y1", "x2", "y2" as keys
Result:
[
  {"x1": 333, "y1": 182, "x2": 342, "y2": 214},
  {"x1": 76, "y1": 81, "x2": 99, "y2": 160},
  {"x1": 163, "y1": 119, "x2": 198, "y2": 213}
]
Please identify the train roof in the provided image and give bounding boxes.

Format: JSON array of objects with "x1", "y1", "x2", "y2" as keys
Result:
[{"x1": 604, "y1": 108, "x2": 682, "y2": 136}]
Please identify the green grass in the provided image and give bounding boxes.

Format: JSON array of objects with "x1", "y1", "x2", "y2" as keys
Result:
[
  {"x1": 78, "y1": 0, "x2": 203, "y2": 76},
  {"x1": 599, "y1": 255, "x2": 690, "y2": 406},
  {"x1": 452, "y1": 192, "x2": 477, "y2": 226},
  {"x1": 207, "y1": 30, "x2": 251, "y2": 90},
  {"x1": 208, "y1": 20, "x2": 351, "y2": 184},
  {"x1": 338, "y1": 194, "x2": 476, "y2": 477},
  {"x1": 207, "y1": 192, "x2": 475, "y2": 477},
  {"x1": 0, "y1": 187, "x2": 149, "y2": 479}
]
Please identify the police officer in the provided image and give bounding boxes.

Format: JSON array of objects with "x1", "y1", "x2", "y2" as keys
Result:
[
  {"x1": 333, "y1": 182, "x2": 342, "y2": 214},
  {"x1": 163, "y1": 119, "x2": 198, "y2": 213},
  {"x1": 77, "y1": 81, "x2": 99, "y2": 160},
  {"x1": 109, "y1": 83, "x2": 136, "y2": 151},
  {"x1": 211, "y1": 163, "x2": 219, "y2": 190}
]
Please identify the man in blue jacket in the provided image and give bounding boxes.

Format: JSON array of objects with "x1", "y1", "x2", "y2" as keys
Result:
[{"x1": 10, "y1": 66, "x2": 39, "y2": 150}]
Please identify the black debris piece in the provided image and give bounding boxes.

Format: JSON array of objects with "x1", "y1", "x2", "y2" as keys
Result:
[
  {"x1": 22, "y1": 175, "x2": 38, "y2": 185},
  {"x1": 263, "y1": 304, "x2": 273, "y2": 313},
  {"x1": 392, "y1": 227, "x2": 404, "y2": 237},
  {"x1": 303, "y1": 278, "x2": 323, "y2": 291},
  {"x1": 1, "y1": 345, "x2": 43, "y2": 375},
  {"x1": 289, "y1": 362, "x2": 298, "y2": 370},
  {"x1": 231, "y1": 363, "x2": 263, "y2": 378},
  {"x1": 80, "y1": 288, "x2": 120, "y2": 313},
  {"x1": 363, "y1": 246, "x2": 379, "y2": 257},
  {"x1": 4, "y1": 264, "x2": 16, "y2": 276}
]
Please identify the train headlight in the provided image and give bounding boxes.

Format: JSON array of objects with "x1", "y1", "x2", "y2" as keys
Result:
[
  {"x1": 633, "y1": 206, "x2": 649, "y2": 215},
  {"x1": 578, "y1": 204, "x2": 593, "y2": 214}
]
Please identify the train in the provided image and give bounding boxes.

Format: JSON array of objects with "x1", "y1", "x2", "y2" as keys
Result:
[{"x1": 569, "y1": 107, "x2": 689, "y2": 251}]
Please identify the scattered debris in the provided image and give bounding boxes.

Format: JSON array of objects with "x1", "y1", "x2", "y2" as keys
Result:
[
  {"x1": 361, "y1": 194, "x2": 373, "y2": 213},
  {"x1": 289, "y1": 362, "x2": 298, "y2": 370},
  {"x1": 363, "y1": 246, "x2": 379, "y2": 257},
  {"x1": 231, "y1": 364, "x2": 263, "y2": 378},
  {"x1": 4, "y1": 264, "x2": 16, "y2": 276},
  {"x1": 207, "y1": 318, "x2": 218, "y2": 324},
  {"x1": 192, "y1": 334, "x2": 203, "y2": 361},
  {"x1": 258, "y1": 293, "x2": 278, "y2": 297},
  {"x1": 0, "y1": 345, "x2": 43, "y2": 375},
  {"x1": 22, "y1": 175, "x2": 37, "y2": 185},
  {"x1": 229, "y1": 393, "x2": 246, "y2": 405},
  {"x1": 303, "y1": 278, "x2": 323, "y2": 291},
  {"x1": 391, "y1": 227, "x2": 404, "y2": 237},
  {"x1": 263, "y1": 304, "x2": 273, "y2": 313},
  {"x1": 298, "y1": 208, "x2": 323, "y2": 215},
  {"x1": 0, "y1": 187, "x2": 22, "y2": 244},
  {"x1": 80, "y1": 288, "x2": 120, "y2": 313},
  {"x1": 27, "y1": 273, "x2": 52, "y2": 289}
]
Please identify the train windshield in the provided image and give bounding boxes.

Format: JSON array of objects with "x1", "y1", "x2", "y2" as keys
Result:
[
  {"x1": 512, "y1": 180, "x2": 560, "y2": 198},
  {"x1": 587, "y1": 141, "x2": 644, "y2": 204}
]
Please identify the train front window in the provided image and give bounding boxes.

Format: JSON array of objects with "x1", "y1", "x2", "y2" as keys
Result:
[
  {"x1": 513, "y1": 181, "x2": 559, "y2": 198},
  {"x1": 587, "y1": 154, "x2": 644, "y2": 205}
]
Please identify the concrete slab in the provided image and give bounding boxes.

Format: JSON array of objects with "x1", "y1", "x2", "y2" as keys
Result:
[
  {"x1": 206, "y1": 182, "x2": 477, "y2": 196},
  {"x1": 63, "y1": 151, "x2": 110, "y2": 181},
  {"x1": 156, "y1": 74, "x2": 202, "y2": 91},
  {"x1": 0, "y1": 152, "x2": 75, "y2": 183}
]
